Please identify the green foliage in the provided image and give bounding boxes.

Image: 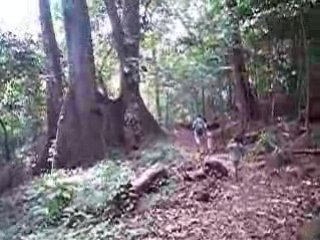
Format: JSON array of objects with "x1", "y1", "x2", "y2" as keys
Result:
[
  {"x1": 0, "y1": 31, "x2": 44, "y2": 161},
  {"x1": 73, "y1": 161, "x2": 132, "y2": 210},
  {"x1": 0, "y1": 141, "x2": 181, "y2": 239},
  {"x1": 248, "y1": 129, "x2": 279, "y2": 158},
  {"x1": 0, "y1": 160, "x2": 133, "y2": 239},
  {"x1": 138, "y1": 0, "x2": 320, "y2": 124},
  {"x1": 257, "y1": 129, "x2": 279, "y2": 152},
  {"x1": 0, "y1": 31, "x2": 42, "y2": 83},
  {"x1": 26, "y1": 161, "x2": 133, "y2": 225},
  {"x1": 30, "y1": 171, "x2": 75, "y2": 221}
]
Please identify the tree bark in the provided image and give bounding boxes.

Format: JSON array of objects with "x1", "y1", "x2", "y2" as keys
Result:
[
  {"x1": 54, "y1": 0, "x2": 105, "y2": 168},
  {"x1": 300, "y1": 11, "x2": 310, "y2": 130},
  {"x1": 201, "y1": 86, "x2": 205, "y2": 118},
  {"x1": 227, "y1": 73, "x2": 234, "y2": 111},
  {"x1": 155, "y1": 81, "x2": 162, "y2": 121},
  {"x1": 38, "y1": 0, "x2": 63, "y2": 171},
  {"x1": 105, "y1": 0, "x2": 163, "y2": 139},
  {"x1": 165, "y1": 90, "x2": 170, "y2": 127},
  {"x1": 226, "y1": 0, "x2": 258, "y2": 125},
  {"x1": 0, "y1": 118, "x2": 10, "y2": 162},
  {"x1": 152, "y1": 48, "x2": 162, "y2": 122}
]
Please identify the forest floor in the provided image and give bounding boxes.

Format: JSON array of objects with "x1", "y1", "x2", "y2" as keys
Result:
[
  {"x1": 0, "y1": 123, "x2": 319, "y2": 239},
  {"x1": 130, "y1": 128, "x2": 320, "y2": 240}
]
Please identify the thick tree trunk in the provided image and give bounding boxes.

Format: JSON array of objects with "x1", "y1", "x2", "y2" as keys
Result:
[
  {"x1": 102, "y1": 98, "x2": 125, "y2": 146},
  {"x1": 232, "y1": 38, "x2": 258, "y2": 122},
  {"x1": 105, "y1": 0, "x2": 163, "y2": 140},
  {"x1": 38, "y1": 0, "x2": 63, "y2": 172},
  {"x1": 54, "y1": 0, "x2": 105, "y2": 168},
  {"x1": 121, "y1": 0, "x2": 162, "y2": 136},
  {"x1": 226, "y1": 0, "x2": 258, "y2": 125}
]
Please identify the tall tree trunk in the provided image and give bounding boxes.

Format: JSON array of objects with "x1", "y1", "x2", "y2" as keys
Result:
[
  {"x1": 0, "y1": 118, "x2": 10, "y2": 162},
  {"x1": 38, "y1": 0, "x2": 63, "y2": 172},
  {"x1": 155, "y1": 82, "x2": 161, "y2": 121},
  {"x1": 226, "y1": 0, "x2": 258, "y2": 126},
  {"x1": 300, "y1": 11, "x2": 310, "y2": 131},
  {"x1": 297, "y1": 18, "x2": 304, "y2": 119},
  {"x1": 54, "y1": 0, "x2": 105, "y2": 168},
  {"x1": 201, "y1": 86, "x2": 205, "y2": 118},
  {"x1": 165, "y1": 90, "x2": 170, "y2": 127},
  {"x1": 227, "y1": 73, "x2": 233, "y2": 111},
  {"x1": 152, "y1": 48, "x2": 162, "y2": 122},
  {"x1": 105, "y1": 0, "x2": 163, "y2": 138}
]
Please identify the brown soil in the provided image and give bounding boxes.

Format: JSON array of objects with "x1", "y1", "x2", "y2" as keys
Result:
[{"x1": 130, "y1": 128, "x2": 320, "y2": 240}]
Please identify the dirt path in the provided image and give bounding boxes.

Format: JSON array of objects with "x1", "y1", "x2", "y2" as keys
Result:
[
  {"x1": 135, "y1": 129, "x2": 320, "y2": 239},
  {"x1": 171, "y1": 128, "x2": 197, "y2": 152}
]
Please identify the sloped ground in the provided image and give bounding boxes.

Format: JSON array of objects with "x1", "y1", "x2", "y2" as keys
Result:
[
  {"x1": 0, "y1": 128, "x2": 319, "y2": 239},
  {"x1": 131, "y1": 129, "x2": 320, "y2": 240},
  {"x1": 0, "y1": 141, "x2": 181, "y2": 240},
  {"x1": 136, "y1": 166, "x2": 318, "y2": 239}
]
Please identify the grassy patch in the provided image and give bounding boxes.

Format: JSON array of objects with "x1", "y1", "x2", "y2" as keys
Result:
[{"x1": 0, "y1": 160, "x2": 133, "y2": 239}]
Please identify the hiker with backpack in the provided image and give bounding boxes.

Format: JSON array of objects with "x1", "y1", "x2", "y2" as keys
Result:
[{"x1": 192, "y1": 114, "x2": 207, "y2": 152}]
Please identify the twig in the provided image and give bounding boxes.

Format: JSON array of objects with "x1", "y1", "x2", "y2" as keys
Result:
[{"x1": 292, "y1": 148, "x2": 320, "y2": 155}]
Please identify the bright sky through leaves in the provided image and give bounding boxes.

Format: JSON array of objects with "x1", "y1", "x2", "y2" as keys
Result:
[
  {"x1": 0, "y1": 0, "x2": 40, "y2": 35},
  {"x1": 0, "y1": 0, "x2": 189, "y2": 40}
]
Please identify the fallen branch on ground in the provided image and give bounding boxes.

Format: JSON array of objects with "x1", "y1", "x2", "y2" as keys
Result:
[
  {"x1": 106, "y1": 163, "x2": 169, "y2": 217},
  {"x1": 291, "y1": 148, "x2": 320, "y2": 155},
  {"x1": 131, "y1": 163, "x2": 168, "y2": 193},
  {"x1": 183, "y1": 168, "x2": 207, "y2": 181}
]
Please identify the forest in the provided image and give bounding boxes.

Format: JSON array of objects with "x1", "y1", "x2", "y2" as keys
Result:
[{"x1": 0, "y1": 0, "x2": 320, "y2": 239}]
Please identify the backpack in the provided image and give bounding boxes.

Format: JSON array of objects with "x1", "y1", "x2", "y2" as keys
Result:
[{"x1": 193, "y1": 118, "x2": 205, "y2": 135}]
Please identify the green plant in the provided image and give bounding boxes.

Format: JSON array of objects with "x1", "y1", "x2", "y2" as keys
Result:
[
  {"x1": 258, "y1": 130, "x2": 278, "y2": 152},
  {"x1": 73, "y1": 161, "x2": 132, "y2": 210},
  {"x1": 32, "y1": 171, "x2": 75, "y2": 222}
]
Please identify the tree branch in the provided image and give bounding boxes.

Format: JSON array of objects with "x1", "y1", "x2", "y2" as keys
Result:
[
  {"x1": 141, "y1": 0, "x2": 152, "y2": 27},
  {"x1": 142, "y1": 0, "x2": 152, "y2": 12},
  {"x1": 104, "y1": 0, "x2": 125, "y2": 61},
  {"x1": 98, "y1": 47, "x2": 113, "y2": 74},
  {"x1": 97, "y1": 47, "x2": 113, "y2": 95}
]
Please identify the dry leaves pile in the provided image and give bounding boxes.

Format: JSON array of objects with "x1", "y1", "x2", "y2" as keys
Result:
[
  {"x1": 134, "y1": 161, "x2": 319, "y2": 240},
  {"x1": 128, "y1": 128, "x2": 320, "y2": 240}
]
